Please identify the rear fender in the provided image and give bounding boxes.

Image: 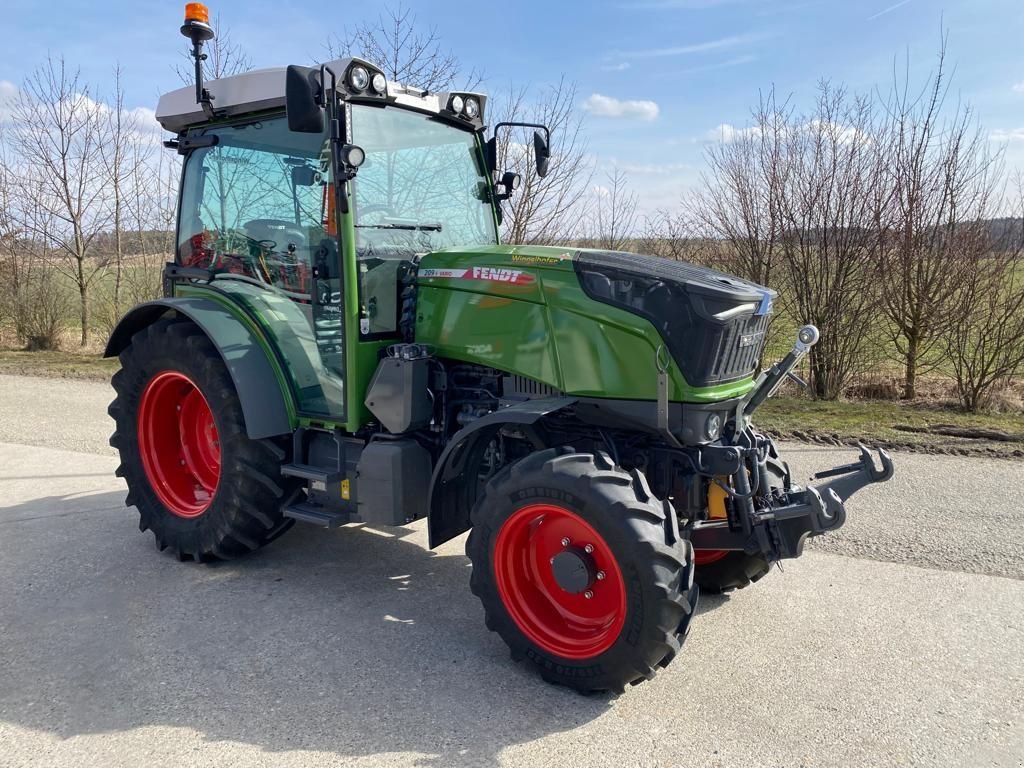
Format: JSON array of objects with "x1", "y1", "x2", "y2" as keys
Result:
[
  {"x1": 427, "y1": 396, "x2": 577, "y2": 548},
  {"x1": 105, "y1": 299, "x2": 293, "y2": 439}
]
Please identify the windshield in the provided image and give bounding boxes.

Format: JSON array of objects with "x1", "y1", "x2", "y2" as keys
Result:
[
  {"x1": 351, "y1": 105, "x2": 496, "y2": 251},
  {"x1": 350, "y1": 104, "x2": 496, "y2": 336}
]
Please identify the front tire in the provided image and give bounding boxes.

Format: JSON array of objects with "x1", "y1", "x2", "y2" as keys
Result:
[
  {"x1": 466, "y1": 448, "x2": 698, "y2": 693},
  {"x1": 109, "y1": 318, "x2": 296, "y2": 562}
]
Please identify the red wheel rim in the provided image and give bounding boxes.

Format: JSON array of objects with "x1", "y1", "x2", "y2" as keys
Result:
[
  {"x1": 493, "y1": 503, "x2": 626, "y2": 660},
  {"x1": 694, "y1": 549, "x2": 729, "y2": 566},
  {"x1": 137, "y1": 371, "x2": 221, "y2": 519}
]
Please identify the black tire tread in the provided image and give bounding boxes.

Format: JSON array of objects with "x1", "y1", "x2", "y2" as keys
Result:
[
  {"x1": 108, "y1": 317, "x2": 296, "y2": 562},
  {"x1": 466, "y1": 447, "x2": 698, "y2": 694},
  {"x1": 694, "y1": 552, "x2": 772, "y2": 594}
]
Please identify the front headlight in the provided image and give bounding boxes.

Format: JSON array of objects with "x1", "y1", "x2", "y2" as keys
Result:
[
  {"x1": 450, "y1": 95, "x2": 465, "y2": 114},
  {"x1": 371, "y1": 72, "x2": 387, "y2": 94},
  {"x1": 349, "y1": 66, "x2": 370, "y2": 91},
  {"x1": 464, "y1": 97, "x2": 480, "y2": 119},
  {"x1": 705, "y1": 413, "x2": 722, "y2": 441}
]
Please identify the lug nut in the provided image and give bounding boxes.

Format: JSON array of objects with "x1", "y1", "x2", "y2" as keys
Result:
[
  {"x1": 596, "y1": 570, "x2": 606, "y2": 580},
  {"x1": 560, "y1": 537, "x2": 570, "y2": 547},
  {"x1": 584, "y1": 590, "x2": 594, "y2": 599},
  {"x1": 584, "y1": 544, "x2": 594, "y2": 554}
]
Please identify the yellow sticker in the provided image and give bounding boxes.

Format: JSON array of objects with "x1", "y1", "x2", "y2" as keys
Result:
[{"x1": 341, "y1": 478, "x2": 351, "y2": 501}]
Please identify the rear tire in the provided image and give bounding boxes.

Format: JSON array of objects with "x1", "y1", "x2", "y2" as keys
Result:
[
  {"x1": 109, "y1": 318, "x2": 297, "y2": 561},
  {"x1": 466, "y1": 448, "x2": 698, "y2": 694}
]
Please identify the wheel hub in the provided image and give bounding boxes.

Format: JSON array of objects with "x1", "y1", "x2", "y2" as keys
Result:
[
  {"x1": 550, "y1": 547, "x2": 597, "y2": 594},
  {"x1": 493, "y1": 503, "x2": 626, "y2": 659}
]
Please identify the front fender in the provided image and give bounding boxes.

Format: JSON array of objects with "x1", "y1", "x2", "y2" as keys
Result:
[
  {"x1": 105, "y1": 299, "x2": 293, "y2": 439},
  {"x1": 427, "y1": 396, "x2": 577, "y2": 548}
]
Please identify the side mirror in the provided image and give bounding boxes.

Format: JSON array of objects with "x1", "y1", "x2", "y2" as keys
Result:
[
  {"x1": 533, "y1": 130, "x2": 551, "y2": 178},
  {"x1": 286, "y1": 65, "x2": 324, "y2": 133}
]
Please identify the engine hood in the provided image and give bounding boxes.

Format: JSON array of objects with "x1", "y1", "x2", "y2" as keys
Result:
[{"x1": 416, "y1": 244, "x2": 775, "y2": 389}]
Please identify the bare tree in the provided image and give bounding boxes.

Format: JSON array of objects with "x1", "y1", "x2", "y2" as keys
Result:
[
  {"x1": 587, "y1": 167, "x2": 639, "y2": 250},
  {"x1": 636, "y1": 207, "x2": 719, "y2": 265},
  {"x1": 776, "y1": 84, "x2": 885, "y2": 399},
  {"x1": 11, "y1": 57, "x2": 112, "y2": 346},
  {"x1": 940, "y1": 186, "x2": 1024, "y2": 411},
  {"x1": 328, "y1": 4, "x2": 478, "y2": 91},
  {"x1": 875, "y1": 40, "x2": 1004, "y2": 398},
  {"x1": 101, "y1": 65, "x2": 140, "y2": 315},
  {"x1": 690, "y1": 89, "x2": 790, "y2": 287},
  {"x1": 495, "y1": 79, "x2": 592, "y2": 244}
]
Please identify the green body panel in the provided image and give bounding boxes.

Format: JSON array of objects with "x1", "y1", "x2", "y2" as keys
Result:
[
  {"x1": 414, "y1": 245, "x2": 756, "y2": 403},
  {"x1": 175, "y1": 283, "x2": 298, "y2": 425}
]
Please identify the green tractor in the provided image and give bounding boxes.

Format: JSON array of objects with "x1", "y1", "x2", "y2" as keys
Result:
[{"x1": 106, "y1": 6, "x2": 894, "y2": 693}]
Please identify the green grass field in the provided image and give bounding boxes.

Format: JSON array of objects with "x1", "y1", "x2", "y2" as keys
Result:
[{"x1": 757, "y1": 396, "x2": 1024, "y2": 456}]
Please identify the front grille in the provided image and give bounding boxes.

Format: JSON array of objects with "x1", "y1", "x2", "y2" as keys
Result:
[{"x1": 697, "y1": 312, "x2": 769, "y2": 383}]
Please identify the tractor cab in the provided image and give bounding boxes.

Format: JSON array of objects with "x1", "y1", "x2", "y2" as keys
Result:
[{"x1": 157, "y1": 39, "x2": 544, "y2": 428}]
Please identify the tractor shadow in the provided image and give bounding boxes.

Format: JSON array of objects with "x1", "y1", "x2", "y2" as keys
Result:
[{"x1": 0, "y1": 490, "x2": 729, "y2": 766}]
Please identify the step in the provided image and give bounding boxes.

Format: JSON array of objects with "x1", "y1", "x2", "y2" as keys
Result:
[
  {"x1": 283, "y1": 502, "x2": 352, "y2": 528},
  {"x1": 280, "y1": 463, "x2": 342, "y2": 484}
]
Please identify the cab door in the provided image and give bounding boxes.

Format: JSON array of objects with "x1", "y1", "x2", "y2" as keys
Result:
[{"x1": 174, "y1": 115, "x2": 348, "y2": 421}]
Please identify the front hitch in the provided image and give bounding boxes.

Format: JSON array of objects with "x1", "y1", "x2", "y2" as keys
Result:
[
  {"x1": 806, "y1": 443, "x2": 895, "y2": 532},
  {"x1": 689, "y1": 442, "x2": 895, "y2": 561}
]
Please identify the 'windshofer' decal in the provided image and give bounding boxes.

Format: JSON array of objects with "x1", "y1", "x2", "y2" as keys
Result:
[{"x1": 419, "y1": 266, "x2": 536, "y2": 285}]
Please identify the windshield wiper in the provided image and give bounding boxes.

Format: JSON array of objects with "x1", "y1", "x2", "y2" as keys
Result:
[{"x1": 355, "y1": 222, "x2": 443, "y2": 232}]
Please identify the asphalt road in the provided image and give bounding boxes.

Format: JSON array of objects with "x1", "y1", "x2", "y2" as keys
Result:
[{"x1": 0, "y1": 374, "x2": 1022, "y2": 767}]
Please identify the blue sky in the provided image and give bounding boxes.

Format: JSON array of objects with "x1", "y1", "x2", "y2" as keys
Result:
[{"x1": 3, "y1": 0, "x2": 1023, "y2": 214}]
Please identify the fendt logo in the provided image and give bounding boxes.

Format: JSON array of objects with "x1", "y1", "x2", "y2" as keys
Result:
[{"x1": 470, "y1": 266, "x2": 535, "y2": 285}]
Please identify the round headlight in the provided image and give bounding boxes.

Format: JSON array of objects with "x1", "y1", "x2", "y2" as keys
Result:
[
  {"x1": 450, "y1": 95, "x2": 465, "y2": 114},
  {"x1": 349, "y1": 66, "x2": 370, "y2": 91},
  {"x1": 464, "y1": 97, "x2": 480, "y2": 119},
  {"x1": 705, "y1": 413, "x2": 722, "y2": 441},
  {"x1": 343, "y1": 145, "x2": 365, "y2": 168},
  {"x1": 371, "y1": 72, "x2": 387, "y2": 94}
]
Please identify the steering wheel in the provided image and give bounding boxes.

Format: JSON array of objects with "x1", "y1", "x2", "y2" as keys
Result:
[{"x1": 244, "y1": 219, "x2": 307, "y2": 250}]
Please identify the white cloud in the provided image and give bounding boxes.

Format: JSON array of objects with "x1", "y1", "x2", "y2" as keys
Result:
[
  {"x1": 583, "y1": 93, "x2": 659, "y2": 121},
  {"x1": 600, "y1": 62, "x2": 632, "y2": 72},
  {"x1": 1012, "y1": 82, "x2": 1024, "y2": 94},
  {"x1": 990, "y1": 128, "x2": 1024, "y2": 143},
  {"x1": 706, "y1": 119, "x2": 870, "y2": 145}
]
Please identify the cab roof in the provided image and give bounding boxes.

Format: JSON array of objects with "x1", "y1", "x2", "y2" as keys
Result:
[{"x1": 155, "y1": 57, "x2": 485, "y2": 134}]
